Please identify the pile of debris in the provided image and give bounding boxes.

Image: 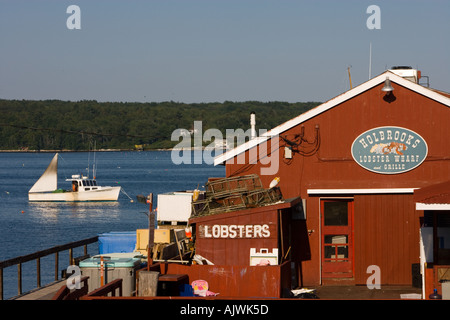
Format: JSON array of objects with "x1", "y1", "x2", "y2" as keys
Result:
[{"x1": 191, "y1": 174, "x2": 283, "y2": 218}]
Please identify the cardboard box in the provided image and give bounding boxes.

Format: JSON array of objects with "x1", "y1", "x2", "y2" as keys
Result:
[
  {"x1": 154, "y1": 229, "x2": 174, "y2": 243},
  {"x1": 136, "y1": 229, "x2": 149, "y2": 255}
]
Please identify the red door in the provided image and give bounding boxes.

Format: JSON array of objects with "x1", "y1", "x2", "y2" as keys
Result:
[{"x1": 321, "y1": 199, "x2": 354, "y2": 278}]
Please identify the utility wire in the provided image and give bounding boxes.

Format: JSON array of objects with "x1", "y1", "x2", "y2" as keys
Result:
[{"x1": 0, "y1": 123, "x2": 148, "y2": 138}]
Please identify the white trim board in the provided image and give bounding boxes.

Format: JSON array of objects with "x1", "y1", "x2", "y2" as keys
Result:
[
  {"x1": 416, "y1": 203, "x2": 450, "y2": 211},
  {"x1": 307, "y1": 188, "x2": 417, "y2": 195}
]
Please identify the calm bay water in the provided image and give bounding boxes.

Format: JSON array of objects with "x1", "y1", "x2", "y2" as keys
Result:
[{"x1": 0, "y1": 151, "x2": 224, "y2": 299}]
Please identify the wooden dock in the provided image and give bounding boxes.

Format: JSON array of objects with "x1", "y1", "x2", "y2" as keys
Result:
[
  {"x1": 0, "y1": 236, "x2": 98, "y2": 300},
  {"x1": 11, "y1": 280, "x2": 65, "y2": 300}
]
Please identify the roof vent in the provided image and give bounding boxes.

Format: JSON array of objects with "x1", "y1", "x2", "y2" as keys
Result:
[{"x1": 389, "y1": 66, "x2": 420, "y2": 84}]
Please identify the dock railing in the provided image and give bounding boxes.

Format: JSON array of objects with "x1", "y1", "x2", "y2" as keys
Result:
[
  {"x1": 82, "y1": 278, "x2": 123, "y2": 298},
  {"x1": 0, "y1": 236, "x2": 98, "y2": 300}
]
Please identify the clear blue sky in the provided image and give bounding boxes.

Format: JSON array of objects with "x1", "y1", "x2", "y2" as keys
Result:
[{"x1": 1, "y1": 0, "x2": 449, "y2": 103}]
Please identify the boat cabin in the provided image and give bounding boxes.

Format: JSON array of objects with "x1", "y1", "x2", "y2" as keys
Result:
[{"x1": 68, "y1": 175, "x2": 99, "y2": 192}]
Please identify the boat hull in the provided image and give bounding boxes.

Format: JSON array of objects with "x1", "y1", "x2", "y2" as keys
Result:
[{"x1": 28, "y1": 186, "x2": 121, "y2": 202}]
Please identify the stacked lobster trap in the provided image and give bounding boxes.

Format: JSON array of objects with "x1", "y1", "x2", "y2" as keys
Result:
[{"x1": 191, "y1": 174, "x2": 283, "y2": 218}]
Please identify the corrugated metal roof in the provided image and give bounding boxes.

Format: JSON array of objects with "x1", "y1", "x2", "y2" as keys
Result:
[{"x1": 414, "y1": 180, "x2": 450, "y2": 206}]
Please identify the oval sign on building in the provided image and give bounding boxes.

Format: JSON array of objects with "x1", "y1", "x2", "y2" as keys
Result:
[{"x1": 351, "y1": 126, "x2": 428, "y2": 174}]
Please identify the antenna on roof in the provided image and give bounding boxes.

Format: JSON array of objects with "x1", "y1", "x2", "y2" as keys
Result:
[
  {"x1": 347, "y1": 66, "x2": 352, "y2": 89},
  {"x1": 369, "y1": 42, "x2": 372, "y2": 79}
]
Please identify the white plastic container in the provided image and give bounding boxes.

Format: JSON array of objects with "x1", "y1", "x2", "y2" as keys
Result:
[
  {"x1": 157, "y1": 192, "x2": 193, "y2": 223},
  {"x1": 249, "y1": 248, "x2": 279, "y2": 266}
]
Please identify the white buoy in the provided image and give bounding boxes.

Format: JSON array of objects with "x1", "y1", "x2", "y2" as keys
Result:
[{"x1": 269, "y1": 177, "x2": 280, "y2": 188}]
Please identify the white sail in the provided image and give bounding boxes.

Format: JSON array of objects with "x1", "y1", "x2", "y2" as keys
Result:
[{"x1": 29, "y1": 153, "x2": 58, "y2": 193}]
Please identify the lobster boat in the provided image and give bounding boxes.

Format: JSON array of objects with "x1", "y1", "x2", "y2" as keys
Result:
[{"x1": 28, "y1": 153, "x2": 121, "y2": 202}]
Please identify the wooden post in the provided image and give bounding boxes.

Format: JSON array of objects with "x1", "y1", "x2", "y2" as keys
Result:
[
  {"x1": 279, "y1": 210, "x2": 284, "y2": 264},
  {"x1": 433, "y1": 211, "x2": 438, "y2": 264},
  {"x1": 69, "y1": 248, "x2": 73, "y2": 266},
  {"x1": 147, "y1": 193, "x2": 155, "y2": 270},
  {"x1": 138, "y1": 271, "x2": 159, "y2": 296},
  {"x1": 100, "y1": 256, "x2": 104, "y2": 286},
  {"x1": 0, "y1": 267, "x2": 3, "y2": 300},
  {"x1": 36, "y1": 257, "x2": 41, "y2": 288},
  {"x1": 17, "y1": 263, "x2": 22, "y2": 296},
  {"x1": 55, "y1": 252, "x2": 59, "y2": 281}
]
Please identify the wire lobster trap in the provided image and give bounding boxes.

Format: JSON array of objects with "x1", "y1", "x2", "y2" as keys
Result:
[
  {"x1": 191, "y1": 174, "x2": 283, "y2": 218},
  {"x1": 205, "y1": 174, "x2": 263, "y2": 198},
  {"x1": 245, "y1": 187, "x2": 283, "y2": 207},
  {"x1": 191, "y1": 194, "x2": 248, "y2": 217}
]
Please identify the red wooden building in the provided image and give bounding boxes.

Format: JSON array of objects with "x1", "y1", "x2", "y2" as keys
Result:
[
  {"x1": 414, "y1": 180, "x2": 450, "y2": 298},
  {"x1": 214, "y1": 67, "x2": 450, "y2": 292}
]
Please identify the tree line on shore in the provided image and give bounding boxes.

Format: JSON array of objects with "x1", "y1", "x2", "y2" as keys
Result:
[{"x1": 0, "y1": 99, "x2": 320, "y2": 151}]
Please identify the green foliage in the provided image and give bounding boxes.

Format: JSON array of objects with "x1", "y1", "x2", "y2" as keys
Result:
[{"x1": 0, "y1": 99, "x2": 320, "y2": 150}]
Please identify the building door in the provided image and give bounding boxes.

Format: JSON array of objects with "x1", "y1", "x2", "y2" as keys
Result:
[{"x1": 321, "y1": 199, "x2": 354, "y2": 278}]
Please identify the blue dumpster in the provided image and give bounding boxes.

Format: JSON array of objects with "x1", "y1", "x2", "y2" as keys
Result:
[{"x1": 98, "y1": 231, "x2": 136, "y2": 254}]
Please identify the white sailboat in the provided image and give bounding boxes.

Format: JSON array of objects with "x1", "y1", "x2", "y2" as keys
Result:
[{"x1": 28, "y1": 153, "x2": 121, "y2": 201}]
